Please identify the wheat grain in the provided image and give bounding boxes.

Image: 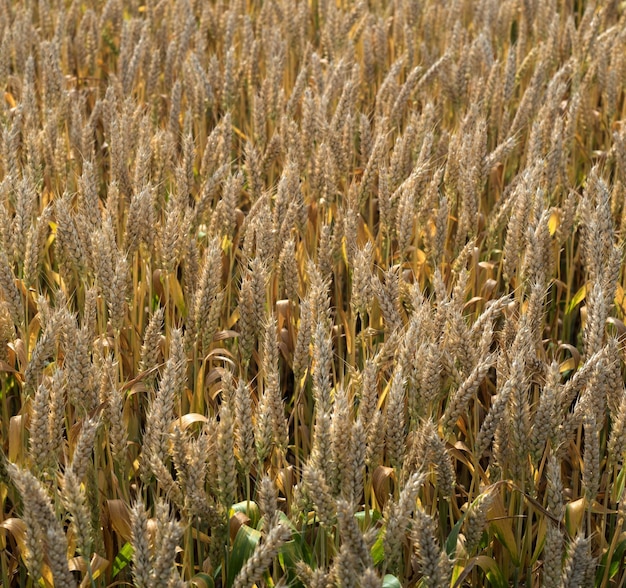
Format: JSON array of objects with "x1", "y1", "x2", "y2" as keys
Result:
[{"x1": 2, "y1": 0, "x2": 626, "y2": 585}]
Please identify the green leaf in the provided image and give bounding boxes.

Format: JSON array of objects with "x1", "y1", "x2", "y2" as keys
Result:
[
  {"x1": 608, "y1": 540, "x2": 626, "y2": 580},
  {"x1": 257, "y1": 511, "x2": 299, "y2": 534},
  {"x1": 355, "y1": 509, "x2": 382, "y2": 530},
  {"x1": 531, "y1": 518, "x2": 546, "y2": 565},
  {"x1": 451, "y1": 561, "x2": 464, "y2": 586},
  {"x1": 595, "y1": 537, "x2": 626, "y2": 585},
  {"x1": 474, "y1": 555, "x2": 507, "y2": 588},
  {"x1": 277, "y1": 510, "x2": 300, "y2": 533},
  {"x1": 446, "y1": 515, "x2": 465, "y2": 557},
  {"x1": 278, "y1": 540, "x2": 307, "y2": 588},
  {"x1": 611, "y1": 466, "x2": 626, "y2": 503},
  {"x1": 449, "y1": 490, "x2": 497, "y2": 558},
  {"x1": 566, "y1": 284, "x2": 586, "y2": 314},
  {"x1": 276, "y1": 523, "x2": 314, "y2": 588},
  {"x1": 227, "y1": 525, "x2": 262, "y2": 588},
  {"x1": 382, "y1": 574, "x2": 402, "y2": 588},
  {"x1": 111, "y1": 542, "x2": 133, "y2": 578},
  {"x1": 370, "y1": 531, "x2": 385, "y2": 566},
  {"x1": 454, "y1": 555, "x2": 507, "y2": 588}
]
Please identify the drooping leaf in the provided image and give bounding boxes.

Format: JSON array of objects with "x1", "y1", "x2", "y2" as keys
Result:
[
  {"x1": 474, "y1": 555, "x2": 507, "y2": 588},
  {"x1": 231, "y1": 500, "x2": 261, "y2": 529},
  {"x1": 372, "y1": 466, "x2": 395, "y2": 508},
  {"x1": 0, "y1": 518, "x2": 27, "y2": 554},
  {"x1": 190, "y1": 573, "x2": 215, "y2": 588},
  {"x1": 106, "y1": 499, "x2": 132, "y2": 542},
  {"x1": 453, "y1": 555, "x2": 507, "y2": 588},
  {"x1": 565, "y1": 498, "x2": 586, "y2": 537},
  {"x1": 70, "y1": 553, "x2": 109, "y2": 586},
  {"x1": 167, "y1": 273, "x2": 187, "y2": 316},
  {"x1": 488, "y1": 492, "x2": 519, "y2": 566}
]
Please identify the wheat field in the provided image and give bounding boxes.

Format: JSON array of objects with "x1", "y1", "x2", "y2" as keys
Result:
[{"x1": 0, "y1": 0, "x2": 625, "y2": 586}]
